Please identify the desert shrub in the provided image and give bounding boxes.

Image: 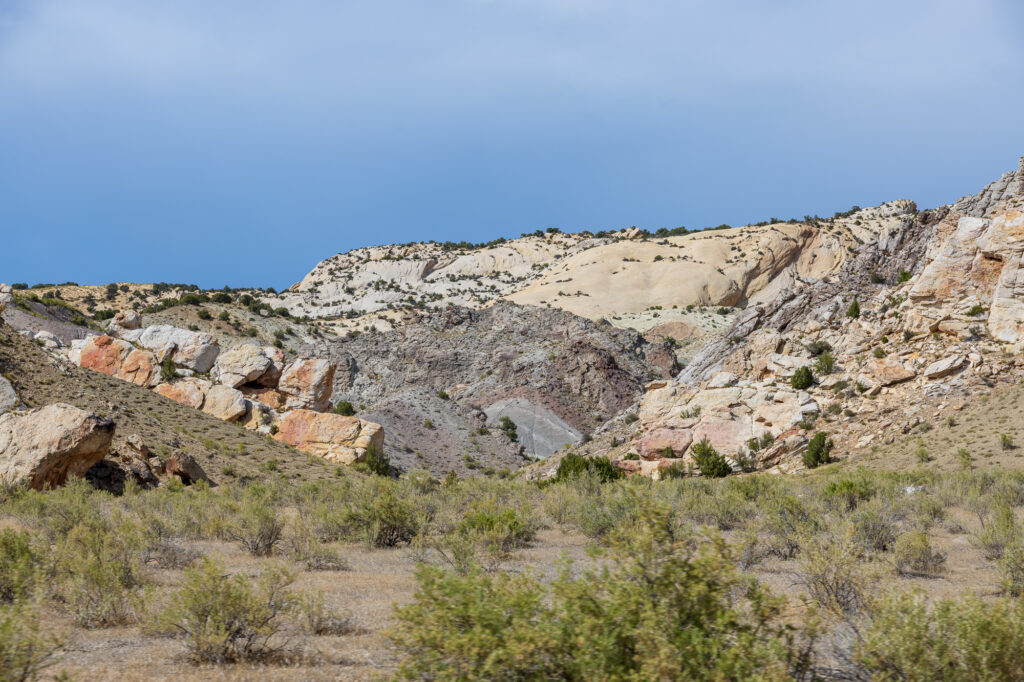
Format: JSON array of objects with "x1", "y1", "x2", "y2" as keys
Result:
[
  {"x1": 898, "y1": 270, "x2": 912, "y2": 283},
  {"x1": 893, "y1": 531, "x2": 946, "y2": 576},
  {"x1": 854, "y1": 592, "x2": 1024, "y2": 680},
  {"x1": 285, "y1": 519, "x2": 348, "y2": 571},
  {"x1": 332, "y1": 401, "x2": 355, "y2": 416},
  {"x1": 353, "y1": 445, "x2": 392, "y2": 477},
  {"x1": 967, "y1": 304, "x2": 986, "y2": 316},
  {"x1": 1002, "y1": 433, "x2": 1014, "y2": 450},
  {"x1": 0, "y1": 530, "x2": 41, "y2": 603},
  {"x1": 998, "y1": 542, "x2": 1024, "y2": 597},
  {"x1": 760, "y1": 494, "x2": 818, "y2": 559},
  {"x1": 796, "y1": 528, "x2": 871, "y2": 618},
  {"x1": 822, "y1": 478, "x2": 875, "y2": 512},
  {"x1": 790, "y1": 366, "x2": 814, "y2": 390},
  {"x1": 803, "y1": 432, "x2": 834, "y2": 469},
  {"x1": 0, "y1": 604, "x2": 63, "y2": 682},
  {"x1": 51, "y1": 516, "x2": 145, "y2": 628},
  {"x1": 851, "y1": 498, "x2": 899, "y2": 553},
  {"x1": 389, "y1": 499, "x2": 815, "y2": 680},
  {"x1": 806, "y1": 340, "x2": 832, "y2": 356},
  {"x1": 553, "y1": 454, "x2": 622, "y2": 484},
  {"x1": 227, "y1": 499, "x2": 284, "y2": 557},
  {"x1": 973, "y1": 502, "x2": 1019, "y2": 560},
  {"x1": 498, "y1": 416, "x2": 518, "y2": 442},
  {"x1": 157, "y1": 557, "x2": 296, "y2": 664},
  {"x1": 295, "y1": 590, "x2": 357, "y2": 636},
  {"x1": 458, "y1": 502, "x2": 538, "y2": 555},
  {"x1": 690, "y1": 438, "x2": 732, "y2": 478},
  {"x1": 160, "y1": 354, "x2": 178, "y2": 382},
  {"x1": 343, "y1": 483, "x2": 421, "y2": 547},
  {"x1": 814, "y1": 351, "x2": 834, "y2": 375},
  {"x1": 847, "y1": 299, "x2": 860, "y2": 318}
]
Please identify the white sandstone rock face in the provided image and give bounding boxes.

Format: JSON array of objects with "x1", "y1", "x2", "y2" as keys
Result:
[
  {"x1": 121, "y1": 325, "x2": 220, "y2": 373},
  {"x1": 0, "y1": 404, "x2": 115, "y2": 489},
  {"x1": 0, "y1": 376, "x2": 19, "y2": 415},
  {"x1": 0, "y1": 284, "x2": 11, "y2": 316},
  {"x1": 107, "y1": 309, "x2": 142, "y2": 334},
  {"x1": 213, "y1": 344, "x2": 276, "y2": 388},
  {"x1": 923, "y1": 356, "x2": 965, "y2": 380},
  {"x1": 483, "y1": 398, "x2": 583, "y2": 459},
  {"x1": 201, "y1": 384, "x2": 248, "y2": 422}
]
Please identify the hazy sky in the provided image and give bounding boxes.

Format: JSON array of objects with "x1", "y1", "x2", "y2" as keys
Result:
[{"x1": 2, "y1": 0, "x2": 1023, "y2": 289}]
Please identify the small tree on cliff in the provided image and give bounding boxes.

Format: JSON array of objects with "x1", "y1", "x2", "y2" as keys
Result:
[
  {"x1": 847, "y1": 299, "x2": 860, "y2": 319},
  {"x1": 160, "y1": 355, "x2": 178, "y2": 383}
]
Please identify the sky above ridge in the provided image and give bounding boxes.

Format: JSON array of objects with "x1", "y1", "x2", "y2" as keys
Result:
[{"x1": 2, "y1": 0, "x2": 1024, "y2": 289}]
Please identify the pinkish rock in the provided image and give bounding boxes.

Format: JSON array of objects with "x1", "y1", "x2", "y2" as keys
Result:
[
  {"x1": 74, "y1": 335, "x2": 158, "y2": 387},
  {"x1": 273, "y1": 409, "x2": 383, "y2": 464},
  {"x1": 201, "y1": 385, "x2": 248, "y2": 422},
  {"x1": 154, "y1": 377, "x2": 212, "y2": 409},
  {"x1": 278, "y1": 359, "x2": 335, "y2": 411}
]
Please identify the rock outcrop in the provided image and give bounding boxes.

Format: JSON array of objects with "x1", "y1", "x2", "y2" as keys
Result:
[
  {"x1": 201, "y1": 384, "x2": 248, "y2": 422},
  {"x1": 212, "y1": 344, "x2": 282, "y2": 388},
  {"x1": 0, "y1": 376, "x2": 19, "y2": 415},
  {"x1": 121, "y1": 325, "x2": 220, "y2": 373},
  {"x1": 154, "y1": 377, "x2": 212, "y2": 409},
  {"x1": 0, "y1": 284, "x2": 11, "y2": 316},
  {"x1": 273, "y1": 409, "x2": 384, "y2": 464},
  {"x1": 0, "y1": 404, "x2": 115, "y2": 489},
  {"x1": 87, "y1": 433, "x2": 211, "y2": 494},
  {"x1": 70, "y1": 335, "x2": 159, "y2": 387},
  {"x1": 278, "y1": 358, "x2": 335, "y2": 411}
]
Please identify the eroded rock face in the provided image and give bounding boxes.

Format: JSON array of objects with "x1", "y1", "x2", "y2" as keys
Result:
[
  {"x1": 483, "y1": 398, "x2": 581, "y2": 459},
  {"x1": 859, "y1": 358, "x2": 915, "y2": 388},
  {"x1": 201, "y1": 384, "x2": 248, "y2": 422},
  {"x1": 0, "y1": 284, "x2": 11, "y2": 315},
  {"x1": 87, "y1": 434, "x2": 210, "y2": 494},
  {"x1": 0, "y1": 404, "x2": 115, "y2": 489},
  {"x1": 213, "y1": 344, "x2": 275, "y2": 388},
  {"x1": 278, "y1": 359, "x2": 335, "y2": 411},
  {"x1": 273, "y1": 409, "x2": 384, "y2": 464},
  {"x1": 154, "y1": 377, "x2": 212, "y2": 409},
  {"x1": 73, "y1": 335, "x2": 158, "y2": 387},
  {"x1": 107, "y1": 309, "x2": 142, "y2": 334},
  {"x1": 0, "y1": 376, "x2": 19, "y2": 415},
  {"x1": 924, "y1": 356, "x2": 965, "y2": 380},
  {"x1": 122, "y1": 325, "x2": 220, "y2": 373}
]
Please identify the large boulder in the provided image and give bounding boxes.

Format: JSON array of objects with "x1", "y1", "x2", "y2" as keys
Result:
[
  {"x1": 273, "y1": 409, "x2": 384, "y2": 464},
  {"x1": 107, "y1": 309, "x2": 142, "y2": 334},
  {"x1": 72, "y1": 335, "x2": 158, "y2": 387},
  {"x1": 859, "y1": 358, "x2": 915, "y2": 388},
  {"x1": 154, "y1": 377, "x2": 212, "y2": 409},
  {"x1": 212, "y1": 345, "x2": 281, "y2": 388},
  {"x1": 121, "y1": 325, "x2": 219, "y2": 373},
  {"x1": 278, "y1": 359, "x2": 335, "y2": 411},
  {"x1": 0, "y1": 376, "x2": 19, "y2": 415},
  {"x1": 201, "y1": 385, "x2": 248, "y2": 422},
  {"x1": 0, "y1": 404, "x2": 115, "y2": 489},
  {"x1": 923, "y1": 355, "x2": 965, "y2": 380}
]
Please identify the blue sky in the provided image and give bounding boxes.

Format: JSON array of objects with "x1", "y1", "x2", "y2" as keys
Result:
[{"x1": 2, "y1": 0, "x2": 1023, "y2": 289}]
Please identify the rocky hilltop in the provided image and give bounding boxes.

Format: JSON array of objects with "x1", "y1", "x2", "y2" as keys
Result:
[{"x1": 5, "y1": 157, "x2": 1024, "y2": 483}]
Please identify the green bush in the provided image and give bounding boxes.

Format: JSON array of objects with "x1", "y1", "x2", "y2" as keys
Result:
[
  {"x1": 227, "y1": 500, "x2": 284, "y2": 557},
  {"x1": 498, "y1": 416, "x2": 518, "y2": 442},
  {"x1": 344, "y1": 484, "x2": 420, "y2": 548},
  {"x1": 822, "y1": 478, "x2": 875, "y2": 512},
  {"x1": 802, "y1": 432, "x2": 834, "y2": 469},
  {"x1": 352, "y1": 445, "x2": 392, "y2": 478},
  {"x1": 790, "y1": 366, "x2": 814, "y2": 390},
  {"x1": 554, "y1": 454, "x2": 622, "y2": 484},
  {"x1": 854, "y1": 592, "x2": 1024, "y2": 680},
  {"x1": 814, "y1": 351, "x2": 834, "y2": 375},
  {"x1": 333, "y1": 401, "x2": 355, "y2": 416},
  {"x1": 847, "y1": 299, "x2": 860, "y2": 318},
  {"x1": 0, "y1": 604, "x2": 63, "y2": 682},
  {"x1": 690, "y1": 439, "x2": 732, "y2": 478},
  {"x1": 0, "y1": 530, "x2": 41, "y2": 603},
  {"x1": 157, "y1": 557, "x2": 295, "y2": 664},
  {"x1": 893, "y1": 531, "x2": 946, "y2": 576},
  {"x1": 389, "y1": 500, "x2": 813, "y2": 680},
  {"x1": 160, "y1": 354, "x2": 178, "y2": 382}
]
